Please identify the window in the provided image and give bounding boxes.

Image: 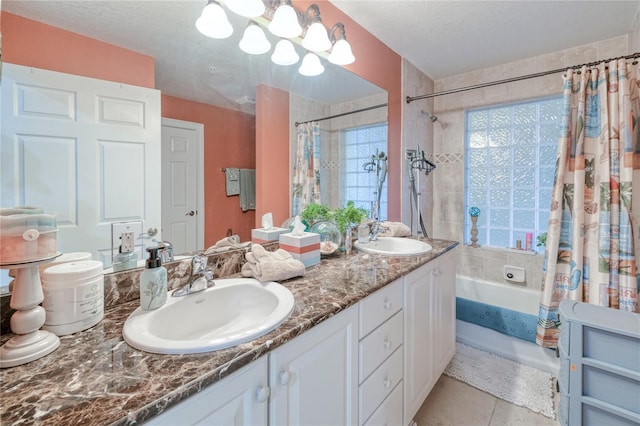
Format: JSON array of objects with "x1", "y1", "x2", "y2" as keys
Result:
[
  {"x1": 341, "y1": 123, "x2": 388, "y2": 220},
  {"x1": 465, "y1": 96, "x2": 562, "y2": 251}
]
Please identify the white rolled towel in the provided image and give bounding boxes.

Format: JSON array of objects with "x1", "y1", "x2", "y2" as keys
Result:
[
  {"x1": 204, "y1": 235, "x2": 251, "y2": 254},
  {"x1": 242, "y1": 244, "x2": 305, "y2": 282},
  {"x1": 378, "y1": 221, "x2": 411, "y2": 237}
]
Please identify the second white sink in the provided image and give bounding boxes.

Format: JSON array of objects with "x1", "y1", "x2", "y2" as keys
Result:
[
  {"x1": 354, "y1": 237, "x2": 432, "y2": 256},
  {"x1": 123, "y1": 278, "x2": 294, "y2": 354}
]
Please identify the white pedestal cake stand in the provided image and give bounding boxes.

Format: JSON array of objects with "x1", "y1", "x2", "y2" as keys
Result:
[{"x1": 0, "y1": 253, "x2": 61, "y2": 368}]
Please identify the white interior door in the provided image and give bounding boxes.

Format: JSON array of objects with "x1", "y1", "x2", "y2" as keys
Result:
[
  {"x1": 161, "y1": 118, "x2": 204, "y2": 255},
  {"x1": 1, "y1": 63, "x2": 161, "y2": 266}
]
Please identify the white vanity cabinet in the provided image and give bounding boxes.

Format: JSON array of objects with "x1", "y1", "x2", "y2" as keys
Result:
[
  {"x1": 269, "y1": 304, "x2": 359, "y2": 426},
  {"x1": 403, "y1": 249, "x2": 456, "y2": 424},
  {"x1": 358, "y1": 278, "x2": 404, "y2": 426},
  {"x1": 149, "y1": 356, "x2": 269, "y2": 425}
]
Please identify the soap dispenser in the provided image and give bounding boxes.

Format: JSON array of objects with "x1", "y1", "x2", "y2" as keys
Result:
[{"x1": 139, "y1": 247, "x2": 167, "y2": 310}]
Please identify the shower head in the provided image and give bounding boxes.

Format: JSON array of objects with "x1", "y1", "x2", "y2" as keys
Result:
[{"x1": 421, "y1": 110, "x2": 438, "y2": 123}]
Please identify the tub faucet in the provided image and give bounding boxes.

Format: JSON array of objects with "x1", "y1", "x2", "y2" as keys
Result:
[{"x1": 171, "y1": 255, "x2": 214, "y2": 297}]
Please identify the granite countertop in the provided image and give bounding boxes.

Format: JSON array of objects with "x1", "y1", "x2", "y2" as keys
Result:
[{"x1": 1, "y1": 239, "x2": 458, "y2": 425}]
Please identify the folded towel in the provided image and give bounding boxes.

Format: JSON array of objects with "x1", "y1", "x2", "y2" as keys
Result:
[
  {"x1": 242, "y1": 243, "x2": 305, "y2": 282},
  {"x1": 378, "y1": 221, "x2": 411, "y2": 237},
  {"x1": 204, "y1": 235, "x2": 251, "y2": 254}
]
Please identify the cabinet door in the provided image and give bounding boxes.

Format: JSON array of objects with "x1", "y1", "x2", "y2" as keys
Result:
[
  {"x1": 403, "y1": 263, "x2": 435, "y2": 424},
  {"x1": 269, "y1": 305, "x2": 359, "y2": 426},
  {"x1": 150, "y1": 356, "x2": 268, "y2": 425},
  {"x1": 432, "y1": 252, "x2": 456, "y2": 375}
]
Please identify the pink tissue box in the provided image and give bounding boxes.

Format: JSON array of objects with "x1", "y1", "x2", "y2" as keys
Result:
[{"x1": 279, "y1": 232, "x2": 320, "y2": 267}]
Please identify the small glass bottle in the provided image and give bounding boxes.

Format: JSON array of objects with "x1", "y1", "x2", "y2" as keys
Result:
[{"x1": 358, "y1": 218, "x2": 370, "y2": 244}]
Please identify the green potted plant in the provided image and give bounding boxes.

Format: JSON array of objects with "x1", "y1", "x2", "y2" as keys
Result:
[
  {"x1": 300, "y1": 202, "x2": 331, "y2": 225},
  {"x1": 330, "y1": 201, "x2": 368, "y2": 233}
]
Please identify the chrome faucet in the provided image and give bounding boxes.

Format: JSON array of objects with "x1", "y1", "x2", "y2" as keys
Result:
[
  {"x1": 155, "y1": 240, "x2": 174, "y2": 263},
  {"x1": 171, "y1": 255, "x2": 214, "y2": 297},
  {"x1": 369, "y1": 221, "x2": 388, "y2": 241}
]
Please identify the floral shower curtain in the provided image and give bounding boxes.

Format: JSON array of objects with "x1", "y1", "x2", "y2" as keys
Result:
[
  {"x1": 291, "y1": 122, "x2": 321, "y2": 216},
  {"x1": 537, "y1": 58, "x2": 640, "y2": 348}
]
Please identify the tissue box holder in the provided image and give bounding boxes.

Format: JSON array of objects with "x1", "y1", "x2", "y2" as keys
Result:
[
  {"x1": 252, "y1": 227, "x2": 289, "y2": 244},
  {"x1": 279, "y1": 232, "x2": 320, "y2": 267}
]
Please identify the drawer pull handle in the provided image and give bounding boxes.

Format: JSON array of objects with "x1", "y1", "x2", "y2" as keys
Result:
[
  {"x1": 383, "y1": 378, "x2": 391, "y2": 388},
  {"x1": 383, "y1": 339, "x2": 392, "y2": 350},
  {"x1": 279, "y1": 371, "x2": 291, "y2": 385},
  {"x1": 383, "y1": 299, "x2": 392, "y2": 310},
  {"x1": 256, "y1": 386, "x2": 270, "y2": 403}
]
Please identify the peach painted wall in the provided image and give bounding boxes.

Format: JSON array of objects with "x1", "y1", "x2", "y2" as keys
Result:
[
  {"x1": 162, "y1": 95, "x2": 256, "y2": 245},
  {"x1": 255, "y1": 86, "x2": 291, "y2": 227},
  {"x1": 1, "y1": 12, "x2": 154, "y2": 88},
  {"x1": 256, "y1": 1, "x2": 403, "y2": 223}
]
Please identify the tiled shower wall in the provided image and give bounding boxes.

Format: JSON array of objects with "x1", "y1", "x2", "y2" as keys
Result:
[{"x1": 430, "y1": 35, "x2": 631, "y2": 291}]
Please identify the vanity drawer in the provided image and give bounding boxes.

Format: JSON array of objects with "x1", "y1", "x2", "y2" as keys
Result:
[
  {"x1": 359, "y1": 347, "x2": 403, "y2": 423},
  {"x1": 359, "y1": 311, "x2": 403, "y2": 382},
  {"x1": 359, "y1": 278, "x2": 402, "y2": 338},
  {"x1": 363, "y1": 380, "x2": 403, "y2": 426}
]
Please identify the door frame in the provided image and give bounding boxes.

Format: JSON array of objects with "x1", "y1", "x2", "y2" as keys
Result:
[{"x1": 161, "y1": 117, "x2": 205, "y2": 252}]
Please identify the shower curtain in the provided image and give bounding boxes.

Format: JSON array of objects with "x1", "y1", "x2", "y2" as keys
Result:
[
  {"x1": 291, "y1": 122, "x2": 321, "y2": 217},
  {"x1": 537, "y1": 58, "x2": 640, "y2": 348}
]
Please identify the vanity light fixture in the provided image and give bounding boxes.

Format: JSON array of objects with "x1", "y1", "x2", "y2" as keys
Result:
[
  {"x1": 268, "y1": 0, "x2": 303, "y2": 39},
  {"x1": 224, "y1": 0, "x2": 265, "y2": 18},
  {"x1": 328, "y1": 23, "x2": 355, "y2": 65},
  {"x1": 298, "y1": 52, "x2": 325, "y2": 76},
  {"x1": 196, "y1": 0, "x2": 233, "y2": 39},
  {"x1": 271, "y1": 39, "x2": 300, "y2": 65},
  {"x1": 239, "y1": 22, "x2": 271, "y2": 55},
  {"x1": 301, "y1": 4, "x2": 331, "y2": 53}
]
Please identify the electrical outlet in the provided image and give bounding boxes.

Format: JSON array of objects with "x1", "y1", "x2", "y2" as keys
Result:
[{"x1": 121, "y1": 231, "x2": 135, "y2": 252}]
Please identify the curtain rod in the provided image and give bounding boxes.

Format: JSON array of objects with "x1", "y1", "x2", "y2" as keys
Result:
[
  {"x1": 406, "y1": 52, "x2": 640, "y2": 104},
  {"x1": 295, "y1": 103, "x2": 388, "y2": 127}
]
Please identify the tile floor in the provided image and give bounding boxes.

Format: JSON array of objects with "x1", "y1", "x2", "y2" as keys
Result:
[{"x1": 413, "y1": 375, "x2": 560, "y2": 426}]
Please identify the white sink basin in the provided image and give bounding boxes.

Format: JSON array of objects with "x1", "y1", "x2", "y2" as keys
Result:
[
  {"x1": 123, "y1": 278, "x2": 294, "y2": 354},
  {"x1": 354, "y1": 237, "x2": 432, "y2": 256}
]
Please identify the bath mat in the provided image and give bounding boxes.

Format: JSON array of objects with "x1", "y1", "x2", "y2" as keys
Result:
[{"x1": 444, "y1": 342, "x2": 556, "y2": 419}]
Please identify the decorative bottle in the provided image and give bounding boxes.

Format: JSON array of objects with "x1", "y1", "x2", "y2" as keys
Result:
[
  {"x1": 139, "y1": 247, "x2": 167, "y2": 310},
  {"x1": 358, "y1": 218, "x2": 370, "y2": 244}
]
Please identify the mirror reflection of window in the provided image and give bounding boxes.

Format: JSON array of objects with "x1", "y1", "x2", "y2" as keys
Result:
[{"x1": 340, "y1": 123, "x2": 388, "y2": 220}]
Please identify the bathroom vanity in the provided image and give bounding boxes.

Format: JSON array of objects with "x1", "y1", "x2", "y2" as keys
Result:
[{"x1": 0, "y1": 238, "x2": 458, "y2": 425}]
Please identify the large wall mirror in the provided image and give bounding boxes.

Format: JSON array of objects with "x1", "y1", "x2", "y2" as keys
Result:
[{"x1": 1, "y1": 1, "x2": 387, "y2": 283}]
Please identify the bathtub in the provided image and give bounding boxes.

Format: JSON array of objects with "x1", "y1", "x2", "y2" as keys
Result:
[{"x1": 455, "y1": 275, "x2": 560, "y2": 376}]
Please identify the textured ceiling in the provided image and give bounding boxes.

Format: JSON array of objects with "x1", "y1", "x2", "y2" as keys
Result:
[
  {"x1": 332, "y1": 0, "x2": 640, "y2": 79},
  {"x1": 4, "y1": 1, "x2": 639, "y2": 112}
]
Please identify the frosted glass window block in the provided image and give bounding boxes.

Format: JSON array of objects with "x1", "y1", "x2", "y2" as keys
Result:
[
  {"x1": 468, "y1": 168, "x2": 488, "y2": 187},
  {"x1": 468, "y1": 188, "x2": 487, "y2": 206},
  {"x1": 490, "y1": 147, "x2": 510, "y2": 167},
  {"x1": 513, "y1": 210, "x2": 535, "y2": 229},
  {"x1": 489, "y1": 128, "x2": 509, "y2": 147},
  {"x1": 345, "y1": 188, "x2": 357, "y2": 200},
  {"x1": 490, "y1": 188, "x2": 510, "y2": 207},
  {"x1": 345, "y1": 144, "x2": 357, "y2": 157},
  {"x1": 490, "y1": 209, "x2": 510, "y2": 226},
  {"x1": 540, "y1": 98, "x2": 563, "y2": 122},
  {"x1": 345, "y1": 173, "x2": 358, "y2": 186},
  {"x1": 489, "y1": 229, "x2": 510, "y2": 247},
  {"x1": 514, "y1": 189, "x2": 535, "y2": 208},
  {"x1": 469, "y1": 110, "x2": 488, "y2": 130},
  {"x1": 514, "y1": 146, "x2": 536, "y2": 166},
  {"x1": 514, "y1": 104, "x2": 536, "y2": 124},
  {"x1": 346, "y1": 159, "x2": 360, "y2": 171},
  {"x1": 358, "y1": 173, "x2": 371, "y2": 186},
  {"x1": 514, "y1": 126, "x2": 535, "y2": 145},
  {"x1": 538, "y1": 211, "x2": 550, "y2": 228},
  {"x1": 358, "y1": 144, "x2": 370, "y2": 157},
  {"x1": 540, "y1": 167, "x2": 555, "y2": 186},
  {"x1": 469, "y1": 131, "x2": 487, "y2": 148},
  {"x1": 539, "y1": 145, "x2": 558, "y2": 165},
  {"x1": 540, "y1": 124, "x2": 562, "y2": 144},
  {"x1": 468, "y1": 149, "x2": 488, "y2": 167},
  {"x1": 490, "y1": 107, "x2": 511, "y2": 127},
  {"x1": 344, "y1": 132, "x2": 356, "y2": 143},
  {"x1": 539, "y1": 189, "x2": 552, "y2": 206},
  {"x1": 357, "y1": 187, "x2": 370, "y2": 200},
  {"x1": 513, "y1": 168, "x2": 535, "y2": 186},
  {"x1": 489, "y1": 168, "x2": 510, "y2": 186}
]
